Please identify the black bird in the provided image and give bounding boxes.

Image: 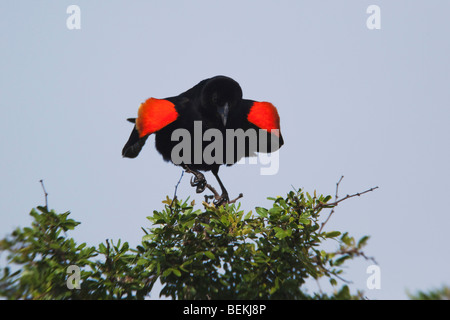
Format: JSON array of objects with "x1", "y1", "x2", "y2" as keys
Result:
[{"x1": 122, "y1": 75, "x2": 284, "y2": 205}]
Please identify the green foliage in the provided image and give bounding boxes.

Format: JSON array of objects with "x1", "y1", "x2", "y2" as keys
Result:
[
  {"x1": 408, "y1": 286, "x2": 450, "y2": 300},
  {"x1": 0, "y1": 189, "x2": 374, "y2": 300},
  {"x1": 0, "y1": 206, "x2": 96, "y2": 299},
  {"x1": 0, "y1": 206, "x2": 154, "y2": 299}
]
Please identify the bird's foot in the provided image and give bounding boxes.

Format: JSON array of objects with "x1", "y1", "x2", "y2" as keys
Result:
[
  {"x1": 213, "y1": 193, "x2": 229, "y2": 207},
  {"x1": 190, "y1": 172, "x2": 207, "y2": 193},
  {"x1": 206, "y1": 192, "x2": 243, "y2": 207},
  {"x1": 183, "y1": 165, "x2": 207, "y2": 193}
]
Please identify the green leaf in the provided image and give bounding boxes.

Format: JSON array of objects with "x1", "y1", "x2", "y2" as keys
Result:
[
  {"x1": 324, "y1": 231, "x2": 341, "y2": 238},
  {"x1": 120, "y1": 241, "x2": 129, "y2": 253},
  {"x1": 278, "y1": 198, "x2": 288, "y2": 209},
  {"x1": 274, "y1": 227, "x2": 290, "y2": 239},
  {"x1": 268, "y1": 206, "x2": 283, "y2": 216},
  {"x1": 334, "y1": 255, "x2": 350, "y2": 266},
  {"x1": 142, "y1": 234, "x2": 154, "y2": 242},
  {"x1": 298, "y1": 218, "x2": 310, "y2": 225},
  {"x1": 162, "y1": 268, "x2": 173, "y2": 277},
  {"x1": 255, "y1": 207, "x2": 268, "y2": 218},
  {"x1": 220, "y1": 215, "x2": 230, "y2": 226},
  {"x1": 172, "y1": 269, "x2": 181, "y2": 277},
  {"x1": 357, "y1": 235, "x2": 370, "y2": 248},
  {"x1": 98, "y1": 242, "x2": 107, "y2": 254},
  {"x1": 205, "y1": 251, "x2": 215, "y2": 260}
]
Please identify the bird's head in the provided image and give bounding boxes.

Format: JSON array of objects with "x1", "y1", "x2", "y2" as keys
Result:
[{"x1": 200, "y1": 75, "x2": 243, "y2": 127}]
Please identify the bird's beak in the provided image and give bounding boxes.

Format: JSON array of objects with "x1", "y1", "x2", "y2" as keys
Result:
[{"x1": 218, "y1": 103, "x2": 229, "y2": 126}]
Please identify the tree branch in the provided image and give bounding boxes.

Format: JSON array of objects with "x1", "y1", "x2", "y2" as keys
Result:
[
  {"x1": 318, "y1": 176, "x2": 378, "y2": 233},
  {"x1": 170, "y1": 170, "x2": 184, "y2": 213},
  {"x1": 39, "y1": 179, "x2": 48, "y2": 209}
]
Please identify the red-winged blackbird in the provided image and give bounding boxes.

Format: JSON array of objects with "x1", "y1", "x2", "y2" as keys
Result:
[{"x1": 122, "y1": 75, "x2": 283, "y2": 205}]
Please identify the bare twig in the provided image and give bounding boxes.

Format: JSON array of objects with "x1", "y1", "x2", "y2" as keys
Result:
[
  {"x1": 173, "y1": 171, "x2": 184, "y2": 200},
  {"x1": 317, "y1": 176, "x2": 343, "y2": 233},
  {"x1": 169, "y1": 170, "x2": 184, "y2": 213},
  {"x1": 335, "y1": 175, "x2": 344, "y2": 200},
  {"x1": 318, "y1": 176, "x2": 378, "y2": 233},
  {"x1": 228, "y1": 193, "x2": 244, "y2": 204},
  {"x1": 318, "y1": 264, "x2": 353, "y2": 284},
  {"x1": 326, "y1": 186, "x2": 379, "y2": 208},
  {"x1": 39, "y1": 179, "x2": 48, "y2": 209}
]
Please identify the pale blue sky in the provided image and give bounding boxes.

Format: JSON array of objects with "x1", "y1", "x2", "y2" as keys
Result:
[{"x1": 1, "y1": 1, "x2": 449, "y2": 299}]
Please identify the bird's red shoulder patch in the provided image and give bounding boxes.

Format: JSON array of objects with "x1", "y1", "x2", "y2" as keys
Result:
[
  {"x1": 136, "y1": 98, "x2": 178, "y2": 137},
  {"x1": 247, "y1": 101, "x2": 281, "y2": 137}
]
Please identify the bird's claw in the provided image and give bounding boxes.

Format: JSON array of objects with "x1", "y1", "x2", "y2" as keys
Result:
[
  {"x1": 213, "y1": 194, "x2": 229, "y2": 207},
  {"x1": 190, "y1": 176, "x2": 207, "y2": 193}
]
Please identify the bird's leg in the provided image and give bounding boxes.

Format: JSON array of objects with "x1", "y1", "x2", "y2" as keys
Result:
[
  {"x1": 211, "y1": 168, "x2": 228, "y2": 206},
  {"x1": 211, "y1": 167, "x2": 244, "y2": 206},
  {"x1": 182, "y1": 165, "x2": 207, "y2": 193}
]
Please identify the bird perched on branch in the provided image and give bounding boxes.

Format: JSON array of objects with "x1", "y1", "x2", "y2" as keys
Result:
[{"x1": 122, "y1": 75, "x2": 283, "y2": 205}]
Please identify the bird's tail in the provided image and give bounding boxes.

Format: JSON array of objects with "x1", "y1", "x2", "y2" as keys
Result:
[{"x1": 122, "y1": 118, "x2": 149, "y2": 158}]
